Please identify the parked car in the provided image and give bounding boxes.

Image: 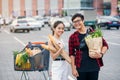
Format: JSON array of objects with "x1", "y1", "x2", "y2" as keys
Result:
[
  {"x1": 97, "y1": 16, "x2": 120, "y2": 29},
  {"x1": 49, "y1": 17, "x2": 72, "y2": 31},
  {"x1": 113, "y1": 15, "x2": 120, "y2": 20},
  {"x1": 25, "y1": 17, "x2": 42, "y2": 30},
  {"x1": 10, "y1": 18, "x2": 42, "y2": 33},
  {"x1": 4, "y1": 17, "x2": 13, "y2": 25},
  {"x1": 33, "y1": 16, "x2": 50, "y2": 27},
  {"x1": 0, "y1": 17, "x2": 4, "y2": 26},
  {"x1": 10, "y1": 19, "x2": 31, "y2": 33},
  {"x1": 17, "y1": 16, "x2": 26, "y2": 19}
]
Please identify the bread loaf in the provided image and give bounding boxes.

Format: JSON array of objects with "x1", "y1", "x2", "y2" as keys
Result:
[
  {"x1": 48, "y1": 34, "x2": 71, "y2": 64},
  {"x1": 41, "y1": 44, "x2": 57, "y2": 53}
]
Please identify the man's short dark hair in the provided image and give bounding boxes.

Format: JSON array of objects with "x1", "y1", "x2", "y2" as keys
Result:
[{"x1": 71, "y1": 13, "x2": 84, "y2": 21}]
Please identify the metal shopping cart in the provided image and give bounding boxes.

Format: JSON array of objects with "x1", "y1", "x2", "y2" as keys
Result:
[{"x1": 13, "y1": 42, "x2": 50, "y2": 80}]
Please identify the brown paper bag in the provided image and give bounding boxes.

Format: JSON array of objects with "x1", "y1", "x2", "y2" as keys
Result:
[{"x1": 85, "y1": 37, "x2": 102, "y2": 58}]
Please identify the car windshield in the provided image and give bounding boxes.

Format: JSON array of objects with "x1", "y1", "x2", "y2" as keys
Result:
[
  {"x1": 27, "y1": 20, "x2": 35, "y2": 22},
  {"x1": 36, "y1": 18, "x2": 43, "y2": 21},
  {"x1": 101, "y1": 16, "x2": 118, "y2": 21},
  {"x1": 17, "y1": 20, "x2": 27, "y2": 23}
]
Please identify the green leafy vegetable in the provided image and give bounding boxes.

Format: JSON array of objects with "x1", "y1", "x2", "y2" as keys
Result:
[
  {"x1": 86, "y1": 26, "x2": 102, "y2": 39},
  {"x1": 13, "y1": 50, "x2": 29, "y2": 67}
]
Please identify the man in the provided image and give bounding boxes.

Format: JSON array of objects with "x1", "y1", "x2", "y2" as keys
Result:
[{"x1": 68, "y1": 13, "x2": 108, "y2": 80}]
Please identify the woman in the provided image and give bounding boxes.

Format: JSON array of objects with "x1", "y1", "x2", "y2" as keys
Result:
[
  {"x1": 68, "y1": 13, "x2": 109, "y2": 80},
  {"x1": 48, "y1": 21, "x2": 69, "y2": 80}
]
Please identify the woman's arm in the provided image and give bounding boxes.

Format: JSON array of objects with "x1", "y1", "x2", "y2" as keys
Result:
[
  {"x1": 48, "y1": 40, "x2": 63, "y2": 60},
  {"x1": 70, "y1": 56, "x2": 76, "y2": 71}
]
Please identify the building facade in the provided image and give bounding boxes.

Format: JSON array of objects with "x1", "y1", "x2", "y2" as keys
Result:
[
  {"x1": 0, "y1": 0, "x2": 119, "y2": 18},
  {"x1": 0, "y1": 0, "x2": 64, "y2": 18}
]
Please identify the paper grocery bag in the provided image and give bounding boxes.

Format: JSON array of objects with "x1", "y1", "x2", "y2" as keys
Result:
[{"x1": 85, "y1": 37, "x2": 102, "y2": 57}]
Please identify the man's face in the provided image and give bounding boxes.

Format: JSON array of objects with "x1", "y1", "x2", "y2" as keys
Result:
[{"x1": 72, "y1": 17, "x2": 84, "y2": 29}]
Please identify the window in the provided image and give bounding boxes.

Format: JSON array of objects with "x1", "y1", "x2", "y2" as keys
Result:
[{"x1": 81, "y1": 0, "x2": 93, "y2": 8}]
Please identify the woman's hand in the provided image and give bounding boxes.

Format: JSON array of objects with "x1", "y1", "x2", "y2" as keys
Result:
[
  {"x1": 72, "y1": 68, "x2": 79, "y2": 77},
  {"x1": 58, "y1": 43, "x2": 64, "y2": 49}
]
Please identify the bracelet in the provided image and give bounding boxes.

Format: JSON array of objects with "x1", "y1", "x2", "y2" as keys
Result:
[{"x1": 100, "y1": 52, "x2": 104, "y2": 58}]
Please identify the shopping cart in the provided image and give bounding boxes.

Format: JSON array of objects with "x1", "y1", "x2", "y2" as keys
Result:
[{"x1": 14, "y1": 42, "x2": 50, "y2": 80}]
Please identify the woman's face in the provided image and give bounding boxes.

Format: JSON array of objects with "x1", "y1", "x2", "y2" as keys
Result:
[
  {"x1": 54, "y1": 23, "x2": 64, "y2": 36},
  {"x1": 72, "y1": 17, "x2": 84, "y2": 29}
]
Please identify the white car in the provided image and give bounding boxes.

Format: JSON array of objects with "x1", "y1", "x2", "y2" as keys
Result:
[
  {"x1": 33, "y1": 16, "x2": 45, "y2": 27},
  {"x1": 10, "y1": 19, "x2": 31, "y2": 33},
  {"x1": 10, "y1": 18, "x2": 42, "y2": 32},
  {"x1": 49, "y1": 17, "x2": 71, "y2": 31},
  {"x1": 0, "y1": 17, "x2": 4, "y2": 25},
  {"x1": 25, "y1": 17, "x2": 42, "y2": 30},
  {"x1": 97, "y1": 16, "x2": 120, "y2": 29}
]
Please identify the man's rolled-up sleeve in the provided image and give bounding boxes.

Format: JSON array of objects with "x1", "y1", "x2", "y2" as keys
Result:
[{"x1": 69, "y1": 36, "x2": 75, "y2": 56}]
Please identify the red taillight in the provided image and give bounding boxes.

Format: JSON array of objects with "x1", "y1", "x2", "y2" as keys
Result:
[
  {"x1": 16, "y1": 24, "x2": 19, "y2": 26},
  {"x1": 107, "y1": 22, "x2": 112, "y2": 24},
  {"x1": 27, "y1": 24, "x2": 30, "y2": 26}
]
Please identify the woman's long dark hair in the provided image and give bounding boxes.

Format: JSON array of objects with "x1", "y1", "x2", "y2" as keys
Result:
[{"x1": 51, "y1": 21, "x2": 65, "y2": 35}]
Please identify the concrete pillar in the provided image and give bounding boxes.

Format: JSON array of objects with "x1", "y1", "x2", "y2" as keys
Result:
[
  {"x1": 58, "y1": 0, "x2": 63, "y2": 16},
  {"x1": 8, "y1": 0, "x2": 13, "y2": 17},
  {"x1": 45, "y1": 0, "x2": 50, "y2": 16},
  {"x1": 111, "y1": 0, "x2": 118, "y2": 16},
  {"x1": 0, "y1": 0, "x2": 2, "y2": 16},
  {"x1": 20, "y1": 0, "x2": 25, "y2": 16},
  {"x1": 32, "y1": 0, "x2": 37, "y2": 16},
  {"x1": 93, "y1": 0, "x2": 103, "y2": 15}
]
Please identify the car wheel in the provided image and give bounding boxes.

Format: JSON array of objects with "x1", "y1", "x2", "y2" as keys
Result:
[
  {"x1": 39, "y1": 28, "x2": 41, "y2": 30},
  {"x1": 116, "y1": 26, "x2": 119, "y2": 29},
  {"x1": 68, "y1": 28, "x2": 71, "y2": 31},
  {"x1": 23, "y1": 30, "x2": 25, "y2": 32},
  {"x1": 105, "y1": 25, "x2": 110, "y2": 30},
  {"x1": 42, "y1": 25, "x2": 44, "y2": 27},
  {"x1": 27, "y1": 30, "x2": 30, "y2": 33},
  {"x1": 10, "y1": 29, "x2": 13, "y2": 32},
  {"x1": 12, "y1": 29, "x2": 16, "y2": 33},
  {"x1": 48, "y1": 24, "x2": 50, "y2": 27},
  {"x1": 107, "y1": 27, "x2": 110, "y2": 29}
]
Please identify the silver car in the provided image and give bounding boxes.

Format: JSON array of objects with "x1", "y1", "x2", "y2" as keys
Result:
[
  {"x1": 49, "y1": 17, "x2": 72, "y2": 31},
  {"x1": 24, "y1": 17, "x2": 42, "y2": 30},
  {"x1": 10, "y1": 19, "x2": 31, "y2": 33},
  {"x1": 10, "y1": 18, "x2": 42, "y2": 32}
]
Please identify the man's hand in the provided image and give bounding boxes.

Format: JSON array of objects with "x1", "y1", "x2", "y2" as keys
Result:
[{"x1": 89, "y1": 52, "x2": 103, "y2": 58}]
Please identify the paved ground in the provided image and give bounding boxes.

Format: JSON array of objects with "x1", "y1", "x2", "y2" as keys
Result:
[
  {"x1": 0, "y1": 27, "x2": 120, "y2": 80},
  {"x1": 1, "y1": 43, "x2": 120, "y2": 80}
]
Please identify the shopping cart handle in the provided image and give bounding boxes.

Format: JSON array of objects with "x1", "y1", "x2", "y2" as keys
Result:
[
  {"x1": 27, "y1": 42, "x2": 43, "y2": 50},
  {"x1": 31, "y1": 42, "x2": 46, "y2": 44}
]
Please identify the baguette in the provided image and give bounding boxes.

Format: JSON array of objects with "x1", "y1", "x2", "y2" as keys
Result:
[
  {"x1": 48, "y1": 34, "x2": 71, "y2": 64},
  {"x1": 25, "y1": 48, "x2": 33, "y2": 56},
  {"x1": 48, "y1": 34, "x2": 59, "y2": 50},
  {"x1": 41, "y1": 44, "x2": 57, "y2": 53}
]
